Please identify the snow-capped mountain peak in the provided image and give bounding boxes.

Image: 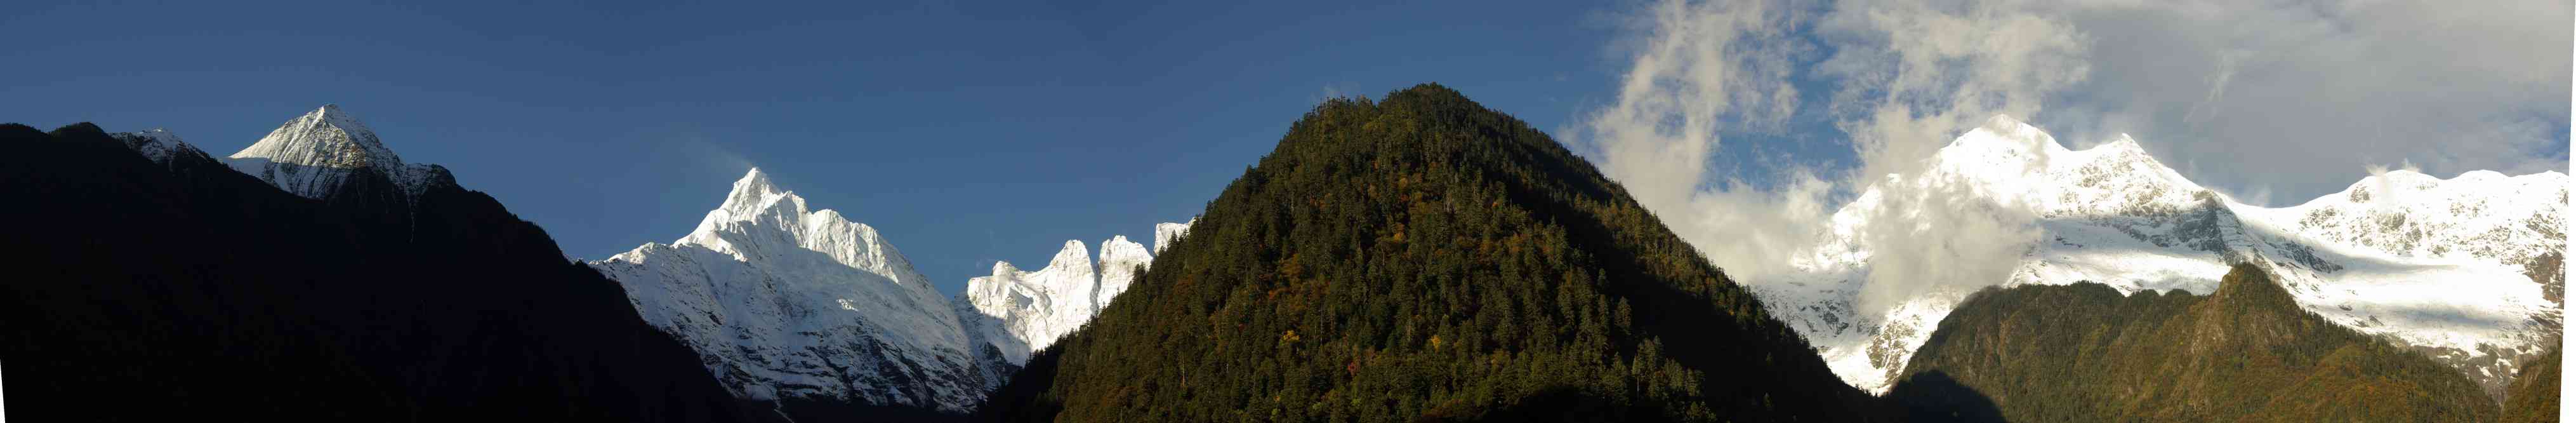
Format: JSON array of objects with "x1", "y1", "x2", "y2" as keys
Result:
[
  {"x1": 223, "y1": 105, "x2": 443, "y2": 199},
  {"x1": 1097, "y1": 236, "x2": 1153, "y2": 308},
  {"x1": 960, "y1": 220, "x2": 1192, "y2": 366},
  {"x1": 593, "y1": 167, "x2": 984, "y2": 412},
  {"x1": 1755, "y1": 117, "x2": 2561, "y2": 398},
  {"x1": 697, "y1": 167, "x2": 792, "y2": 225},
  {"x1": 963, "y1": 240, "x2": 1102, "y2": 359},
  {"x1": 110, "y1": 128, "x2": 207, "y2": 166},
  {"x1": 230, "y1": 104, "x2": 401, "y2": 170},
  {"x1": 671, "y1": 168, "x2": 934, "y2": 292},
  {"x1": 1048, "y1": 240, "x2": 1096, "y2": 274}
]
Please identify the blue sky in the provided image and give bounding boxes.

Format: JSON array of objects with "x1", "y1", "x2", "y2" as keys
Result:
[
  {"x1": 3, "y1": 1, "x2": 1656, "y2": 293},
  {"x1": 10, "y1": 1, "x2": 2563, "y2": 295}
]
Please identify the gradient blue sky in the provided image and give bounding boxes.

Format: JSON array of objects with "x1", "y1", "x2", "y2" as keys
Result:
[
  {"x1": 3, "y1": 1, "x2": 1665, "y2": 293},
  {"x1": 13, "y1": 1, "x2": 2561, "y2": 295}
]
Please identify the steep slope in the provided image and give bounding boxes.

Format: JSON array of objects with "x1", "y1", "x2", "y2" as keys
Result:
[
  {"x1": 224, "y1": 104, "x2": 444, "y2": 199},
  {"x1": 978, "y1": 84, "x2": 1877, "y2": 421},
  {"x1": 591, "y1": 168, "x2": 1194, "y2": 419},
  {"x1": 1753, "y1": 116, "x2": 2563, "y2": 397},
  {"x1": 0, "y1": 121, "x2": 765, "y2": 421},
  {"x1": 956, "y1": 233, "x2": 1174, "y2": 368},
  {"x1": 1887, "y1": 264, "x2": 2498, "y2": 421},
  {"x1": 590, "y1": 168, "x2": 985, "y2": 419},
  {"x1": 2502, "y1": 347, "x2": 2561, "y2": 422}
]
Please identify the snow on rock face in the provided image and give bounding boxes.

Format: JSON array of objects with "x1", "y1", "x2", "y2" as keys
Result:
[
  {"x1": 1097, "y1": 236, "x2": 1153, "y2": 311},
  {"x1": 592, "y1": 168, "x2": 989, "y2": 412},
  {"x1": 223, "y1": 105, "x2": 444, "y2": 199},
  {"x1": 110, "y1": 128, "x2": 206, "y2": 166},
  {"x1": 1750, "y1": 114, "x2": 2564, "y2": 398},
  {"x1": 2250, "y1": 169, "x2": 2566, "y2": 266},
  {"x1": 1154, "y1": 218, "x2": 1195, "y2": 254},
  {"x1": 960, "y1": 222, "x2": 1191, "y2": 366},
  {"x1": 960, "y1": 241, "x2": 1099, "y2": 366},
  {"x1": 591, "y1": 166, "x2": 1201, "y2": 412}
]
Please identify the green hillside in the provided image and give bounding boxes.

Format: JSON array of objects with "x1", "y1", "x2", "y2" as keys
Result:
[
  {"x1": 976, "y1": 84, "x2": 1879, "y2": 422},
  {"x1": 1889, "y1": 264, "x2": 2500, "y2": 422}
]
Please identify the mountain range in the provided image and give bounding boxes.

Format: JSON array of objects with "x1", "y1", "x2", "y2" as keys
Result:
[
  {"x1": 0, "y1": 111, "x2": 769, "y2": 421},
  {"x1": 589, "y1": 166, "x2": 1191, "y2": 417},
  {"x1": 1, "y1": 88, "x2": 2559, "y2": 421},
  {"x1": 1750, "y1": 115, "x2": 2565, "y2": 400}
]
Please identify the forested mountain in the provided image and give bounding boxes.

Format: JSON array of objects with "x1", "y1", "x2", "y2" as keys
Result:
[
  {"x1": 975, "y1": 84, "x2": 1879, "y2": 421},
  {"x1": 1887, "y1": 264, "x2": 2500, "y2": 422},
  {"x1": 0, "y1": 122, "x2": 768, "y2": 422},
  {"x1": 2503, "y1": 347, "x2": 2561, "y2": 422}
]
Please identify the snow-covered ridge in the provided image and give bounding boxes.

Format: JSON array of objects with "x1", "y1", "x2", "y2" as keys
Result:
[
  {"x1": 959, "y1": 220, "x2": 1189, "y2": 366},
  {"x1": 1752, "y1": 115, "x2": 2564, "y2": 397},
  {"x1": 591, "y1": 166, "x2": 1199, "y2": 412},
  {"x1": 2247, "y1": 168, "x2": 2566, "y2": 266},
  {"x1": 223, "y1": 105, "x2": 445, "y2": 199},
  {"x1": 110, "y1": 128, "x2": 206, "y2": 166},
  {"x1": 593, "y1": 168, "x2": 983, "y2": 412}
]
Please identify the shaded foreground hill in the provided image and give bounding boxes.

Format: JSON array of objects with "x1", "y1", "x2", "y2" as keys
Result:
[
  {"x1": 0, "y1": 123, "x2": 769, "y2": 422},
  {"x1": 977, "y1": 84, "x2": 1879, "y2": 421},
  {"x1": 2503, "y1": 347, "x2": 2559, "y2": 423},
  {"x1": 1889, "y1": 264, "x2": 2506, "y2": 422}
]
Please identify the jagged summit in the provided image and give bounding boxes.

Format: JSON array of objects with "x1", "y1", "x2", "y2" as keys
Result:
[
  {"x1": 664, "y1": 167, "x2": 934, "y2": 290},
  {"x1": 701, "y1": 167, "x2": 788, "y2": 224},
  {"x1": 592, "y1": 166, "x2": 980, "y2": 413},
  {"x1": 1045, "y1": 239, "x2": 1093, "y2": 271},
  {"x1": 591, "y1": 164, "x2": 1198, "y2": 415},
  {"x1": 958, "y1": 225, "x2": 1182, "y2": 368},
  {"x1": 222, "y1": 105, "x2": 444, "y2": 199},
  {"x1": 961, "y1": 239, "x2": 1102, "y2": 361}
]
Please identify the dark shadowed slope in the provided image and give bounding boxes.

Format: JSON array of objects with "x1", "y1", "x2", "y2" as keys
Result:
[
  {"x1": 2503, "y1": 346, "x2": 2559, "y2": 422},
  {"x1": 1889, "y1": 264, "x2": 2499, "y2": 422},
  {"x1": 0, "y1": 123, "x2": 771, "y2": 422},
  {"x1": 977, "y1": 84, "x2": 1879, "y2": 422}
]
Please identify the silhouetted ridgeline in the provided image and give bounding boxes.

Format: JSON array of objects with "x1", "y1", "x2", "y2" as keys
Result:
[{"x1": 0, "y1": 123, "x2": 773, "y2": 422}]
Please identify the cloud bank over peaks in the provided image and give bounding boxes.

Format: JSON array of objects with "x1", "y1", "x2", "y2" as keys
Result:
[{"x1": 1570, "y1": 0, "x2": 2568, "y2": 316}]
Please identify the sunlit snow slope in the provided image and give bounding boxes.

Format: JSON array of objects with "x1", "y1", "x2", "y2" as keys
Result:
[
  {"x1": 1750, "y1": 116, "x2": 2564, "y2": 399},
  {"x1": 223, "y1": 105, "x2": 445, "y2": 199},
  {"x1": 591, "y1": 168, "x2": 1196, "y2": 413}
]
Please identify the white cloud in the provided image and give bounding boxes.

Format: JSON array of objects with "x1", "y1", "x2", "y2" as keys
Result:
[
  {"x1": 1571, "y1": 0, "x2": 2569, "y2": 315},
  {"x1": 2035, "y1": 0, "x2": 2570, "y2": 203},
  {"x1": 1575, "y1": 0, "x2": 1831, "y2": 283}
]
